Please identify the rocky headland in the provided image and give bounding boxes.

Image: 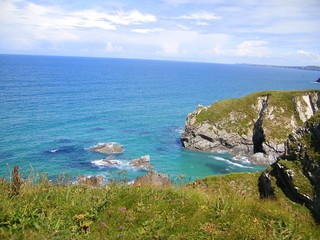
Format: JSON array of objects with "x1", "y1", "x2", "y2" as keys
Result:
[{"x1": 181, "y1": 90, "x2": 320, "y2": 165}]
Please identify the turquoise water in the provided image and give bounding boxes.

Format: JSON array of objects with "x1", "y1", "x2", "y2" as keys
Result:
[{"x1": 0, "y1": 55, "x2": 319, "y2": 181}]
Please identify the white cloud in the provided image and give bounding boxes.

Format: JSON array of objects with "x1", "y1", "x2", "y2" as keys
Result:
[
  {"x1": 161, "y1": 0, "x2": 223, "y2": 6},
  {"x1": 196, "y1": 21, "x2": 210, "y2": 26},
  {"x1": 176, "y1": 12, "x2": 222, "y2": 20},
  {"x1": 159, "y1": 42, "x2": 180, "y2": 55},
  {"x1": 210, "y1": 40, "x2": 270, "y2": 58},
  {"x1": 131, "y1": 28, "x2": 164, "y2": 34},
  {"x1": 105, "y1": 42, "x2": 123, "y2": 52},
  {"x1": 0, "y1": 0, "x2": 319, "y2": 65},
  {"x1": 211, "y1": 45, "x2": 226, "y2": 56},
  {"x1": 236, "y1": 40, "x2": 270, "y2": 57},
  {"x1": 0, "y1": 1, "x2": 157, "y2": 42},
  {"x1": 296, "y1": 50, "x2": 320, "y2": 62},
  {"x1": 99, "y1": 10, "x2": 156, "y2": 26}
]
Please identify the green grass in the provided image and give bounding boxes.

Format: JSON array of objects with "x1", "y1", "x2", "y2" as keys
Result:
[
  {"x1": 1, "y1": 170, "x2": 319, "y2": 239},
  {"x1": 277, "y1": 159, "x2": 314, "y2": 199}
]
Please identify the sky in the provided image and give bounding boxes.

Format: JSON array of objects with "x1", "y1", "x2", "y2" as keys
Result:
[{"x1": 0, "y1": 0, "x2": 319, "y2": 66}]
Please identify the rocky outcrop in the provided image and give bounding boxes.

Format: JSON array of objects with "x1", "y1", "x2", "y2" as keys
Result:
[
  {"x1": 134, "y1": 171, "x2": 171, "y2": 187},
  {"x1": 181, "y1": 90, "x2": 320, "y2": 164},
  {"x1": 259, "y1": 113, "x2": 320, "y2": 222},
  {"x1": 89, "y1": 143, "x2": 123, "y2": 154},
  {"x1": 129, "y1": 155, "x2": 152, "y2": 171},
  {"x1": 77, "y1": 175, "x2": 104, "y2": 187}
]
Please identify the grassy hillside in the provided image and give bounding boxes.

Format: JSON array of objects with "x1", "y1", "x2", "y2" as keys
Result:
[{"x1": 1, "y1": 170, "x2": 319, "y2": 239}]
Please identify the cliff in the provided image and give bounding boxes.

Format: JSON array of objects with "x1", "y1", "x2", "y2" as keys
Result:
[
  {"x1": 181, "y1": 90, "x2": 320, "y2": 164},
  {"x1": 258, "y1": 112, "x2": 320, "y2": 222}
]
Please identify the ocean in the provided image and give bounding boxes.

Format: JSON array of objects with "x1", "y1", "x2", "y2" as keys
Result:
[{"x1": 0, "y1": 54, "x2": 319, "y2": 182}]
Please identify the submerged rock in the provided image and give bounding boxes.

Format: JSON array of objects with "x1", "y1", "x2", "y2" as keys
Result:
[
  {"x1": 89, "y1": 143, "x2": 123, "y2": 154},
  {"x1": 134, "y1": 171, "x2": 171, "y2": 187},
  {"x1": 91, "y1": 155, "x2": 154, "y2": 171},
  {"x1": 181, "y1": 90, "x2": 320, "y2": 164},
  {"x1": 101, "y1": 156, "x2": 122, "y2": 167},
  {"x1": 129, "y1": 155, "x2": 152, "y2": 170}
]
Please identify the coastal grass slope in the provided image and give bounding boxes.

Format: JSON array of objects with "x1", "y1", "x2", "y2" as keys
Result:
[{"x1": 1, "y1": 170, "x2": 319, "y2": 239}]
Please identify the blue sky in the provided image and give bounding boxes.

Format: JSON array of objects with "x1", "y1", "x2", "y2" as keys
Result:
[{"x1": 0, "y1": 0, "x2": 319, "y2": 65}]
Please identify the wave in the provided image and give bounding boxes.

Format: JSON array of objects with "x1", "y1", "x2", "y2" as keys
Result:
[
  {"x1": 212, "y1": 156, "x2": 253, "y2": 169},
  {"x1": 232, "y1": 155, "x2": 250, "y2": 164},
  {"x1": 49, "y1": 149, "x2": 59, "y2": 153},
  {"x1": 91, "y1": 159, "x2": 127, "y2": 168},
  {"x1": 174, "y1": 127, "x2": 184, "y2": 134},
  {"x1": 47, "y1": 145, "x2": 76, "y2": 154}
]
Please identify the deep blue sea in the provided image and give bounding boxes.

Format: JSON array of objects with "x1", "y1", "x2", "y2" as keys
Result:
[{"x1": 0, "y1": 54, "x2": 319, "y2": 182}]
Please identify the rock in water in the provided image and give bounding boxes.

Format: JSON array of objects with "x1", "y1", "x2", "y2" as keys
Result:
[
  {"x1": 134, "y1": 171, "x2": 171, "y2": 187},
  {"x1": 129, "y1": 155, "x2": 152, "y2": 170},
  {"x1": 259, "y1": 113, "x2": 320, "y2": 222},
  {"x1": 181, "y1": 90, "x2": 320, "y2": 165},
  {"x1": 89, "y1": 143, "x2": 123, "y2": 154}
]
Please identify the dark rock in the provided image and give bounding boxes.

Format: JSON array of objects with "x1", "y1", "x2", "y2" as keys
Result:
[
  {"x1": 134, "y1": 171, "x2": 171, "y2": 187},
  {"x1": 258, "y1": 172, "x2": 275, "y2": 199},
  {"x1": 89, "y1": 143, "x2": 123, "y2": 154}
]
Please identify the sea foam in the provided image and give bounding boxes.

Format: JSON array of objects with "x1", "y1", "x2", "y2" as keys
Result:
[{"x1": 212, "y1": 156, "x2": 253, "y2": 169}]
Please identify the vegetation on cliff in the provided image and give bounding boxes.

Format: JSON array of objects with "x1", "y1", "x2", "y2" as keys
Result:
[
  {"x1": 259, "y1": 112, "x2": 320, "y2": 222},
  {"x1": 196, "y1": 90, "x2": 318, "y2": 142},
  {"x1": 182, "y1": 90, "x2": 319, "y2": 163},
  {"x1": 1, "y1": 167, "x2": 319, "y2": 239}
]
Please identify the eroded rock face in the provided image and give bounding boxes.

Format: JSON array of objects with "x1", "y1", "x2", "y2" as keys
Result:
[
  {"x1": 89, "y1": 143, "x2": 123, "y2": 154},
  {"x1": 259, "y1": 113, "x2": 320, "y2": 222},
  {"x1": 181, "y1": 91, "x2": 320, "y2": 165}
]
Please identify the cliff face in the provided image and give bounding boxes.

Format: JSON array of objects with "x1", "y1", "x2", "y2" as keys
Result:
[
  {"x1": 258, "y1": 113, "x2": 320, "y2": 222},
  {"x1": 181, "y1": 90, "x2": 320, "y2": 164}
]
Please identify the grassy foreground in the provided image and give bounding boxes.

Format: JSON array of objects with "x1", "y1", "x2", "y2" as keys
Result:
[{"x1": 0, "y1": 171, "x2": 319, "y2": 239}]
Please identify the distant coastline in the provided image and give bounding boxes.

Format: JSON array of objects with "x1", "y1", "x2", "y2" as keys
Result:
[{"x1": 240, "y1": 63, "x2": 320, "y2": 72}]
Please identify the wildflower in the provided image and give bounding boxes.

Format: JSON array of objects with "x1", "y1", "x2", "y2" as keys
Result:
[{"x1": 119, "y1": 207, "x2": 127, "y2": 212}]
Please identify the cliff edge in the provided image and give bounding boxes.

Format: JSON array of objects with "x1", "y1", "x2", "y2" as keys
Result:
[
  {"x1": 181, "y1": 90, "x2": 320, "y2": 164},
  {"x1": 258, "y1": 112, "x2": 320, "y2": 222}
]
